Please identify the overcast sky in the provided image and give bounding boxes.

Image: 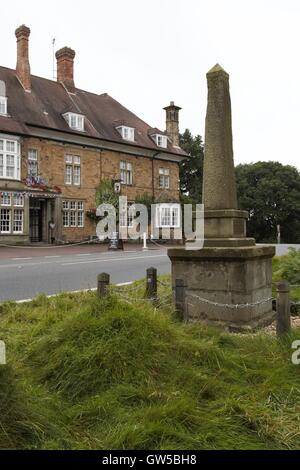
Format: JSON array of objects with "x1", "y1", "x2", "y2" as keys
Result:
[{"x1": 1, "y1": 0, "x2": 299, "y2": 167}]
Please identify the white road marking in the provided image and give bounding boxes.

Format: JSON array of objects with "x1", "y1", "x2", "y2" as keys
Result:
[
  {"x1": 61, "y1": 254, "x2": 167, "y2": 266},
  {"x1": 0, "y1": 253, "x2": 167, "y2": 270},
  {"x1": 76, "y1": 253, "x2": 92, "y2": 257},
  {"x1": 14, "y1": 281, "x2": 134, "y2": 304},
  {"x1": 12, "y1": 257, "x2": 33, "y2": 261},
  {"x1": 45, "y1": 256, "x2": 61, "y2": 259},
  {"x1": 116, "y1": 282, "x2": 134, "y2": 286}
]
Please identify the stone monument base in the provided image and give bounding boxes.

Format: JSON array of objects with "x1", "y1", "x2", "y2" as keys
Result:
[{"x1": 168, "y1": 245, "x2": 276, "y2": 332}]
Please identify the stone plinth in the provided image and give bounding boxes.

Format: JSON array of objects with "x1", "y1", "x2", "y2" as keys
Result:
[
  {"x1": 168, "y1": 245, "x2": 275, "y2": 332},
  {"x1": 203, "y1": 209, "x2": 255, "y2": 247}
]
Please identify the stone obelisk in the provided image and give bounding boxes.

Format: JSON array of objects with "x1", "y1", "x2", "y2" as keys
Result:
[
  {"x1": 168, "y1": 65, "x2": 275, "y2": 331},
  {"x1": 202, "y1": 64, "x2": 254, "y2": 247},
  {"x1": 203, "y1": 64, "x2": 237, "y2": 210}
]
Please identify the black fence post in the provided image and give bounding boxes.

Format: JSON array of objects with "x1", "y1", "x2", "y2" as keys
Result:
[
  {"x1": 276, "y1": 280, "x2": 291, "y2": 336},
  {"x1": 97, "y1": 273, "x2": 110, "y2": 298},
  {"x1": 146, "y1": 267, "x2": 157, "y2": 301},
  {"x1": 175, "y1": 279, "x2": 186, "y2": 320}
]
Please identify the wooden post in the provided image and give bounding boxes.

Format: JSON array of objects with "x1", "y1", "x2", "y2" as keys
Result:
[
  {"x1": 175, "y1": 279, "x2": 186, "y2": 319},
  {"x1": 276, "y1": 280, "x2": 291, "y2": 336},
  {"x1": 97, "y1": 273, "x2": 110, "y2": 298},
  {"x1": 146, "y1": 267, "x2": 157, "y2": 300}
]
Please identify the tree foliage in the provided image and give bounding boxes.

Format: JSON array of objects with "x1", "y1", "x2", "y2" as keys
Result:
[
  {"x1": 236, "y1": 161, "x2": 300, "y2": 243},
  {"x1": 95, "y1": 179, "x2": 119, "y2": 208},
  {"x1": 179, "y1": 129, "x2": 204, "y2": 204}
]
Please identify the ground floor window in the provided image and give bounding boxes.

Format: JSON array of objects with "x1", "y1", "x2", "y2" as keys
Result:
[
  {"x1": 13, "y1": 209, "x2": 23, "y2": 233},
  {"x1": 119, "y1": 203, "x2": 135, "y2": 228},
  {"x1": 0, "y1": 192, "x2": 24, "y2": 235},
  {"x1": 156, "y1": 204, "x2": 181, "y2": 228},
  {"x1": 62, "y1": 200, "x2": 84, "y2": 228},
  {"x1": 0, "y1": 208, "x2": 10, "y2": 233}
]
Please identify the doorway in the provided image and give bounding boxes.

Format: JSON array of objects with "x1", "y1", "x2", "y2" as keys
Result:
[{"x1": 29, "y1": 198, "x2": 44, "y2": 242}]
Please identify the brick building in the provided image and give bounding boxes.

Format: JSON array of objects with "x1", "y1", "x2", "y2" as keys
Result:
[{"x1": 0, "y1": 25, "x2": 187, "y2": 244}]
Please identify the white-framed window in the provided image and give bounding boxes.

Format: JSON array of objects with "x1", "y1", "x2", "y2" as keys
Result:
[
  {"x1": 64, "y1": 155, "x2": 81, "y2": 186},
  {"x1": 0, "y1": 193, "x2": 24, "y2": 234},
  {"x1": 13, "y1": 209, "x2": 23, "y2": 234},
  {"x1": 28, "y1": 149, "x2": 38, "y2": 177},
  {"x1": 156, "y1": 204, "x2": 181, "y2": 228},
  {"x1": 1, "y1": 193, "x2": 11, "y2": 206},
  {"x1": 0, "y1": 208, "x2": 10, "y2": 233},
  {"x1": 0, "y1": 97, "x2": 7, "y2": 116},
  {"x1": 119, "y1": 203, "x2": 135, "y2": 228},
  {"x1": 14, "y1": 194, "x2": 24, "y2": 207},
  {"x1": 153, "y1": 134, "x2": 168, "y2": 149},
  {"x1": 116, "y1": 126, "x2": 135, "y2": 142},
  {"x1": 120, "y1": 161, "x2": 133, "y2": 185},
  {"x1": 62, "y1": 200, "x2": 84, "y2": 228},
  {"x1": 0, "y1": 137, "x2": 21, "y2": 180},
  {"x1": 159, "y1": 168, "x2": 170, "y2": 189},
  {"x1": 63, "y1": 113, "x2": 85, "y2": 132}
]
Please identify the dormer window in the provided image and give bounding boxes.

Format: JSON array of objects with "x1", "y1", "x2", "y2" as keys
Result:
[
  {"x1": 0, "y1": 97, "x2": 7, "y2": 116},
  {"x1": 116, "y1": 126, "x2": 135, "y2": 142},
  {"x1": 63, "y1": 112, "x2": 85, "y2": 131},
  {"x1": 0, "y1": 81, "x2": 7, "y2": 116},
  {"x1": 155, "y1": 134, "x2": 168, "y2": 149}
]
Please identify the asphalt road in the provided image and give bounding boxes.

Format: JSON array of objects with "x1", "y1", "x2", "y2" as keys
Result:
[
  {"x1": 0, "y1": 243, "x2": 298, "y2": 302},
  {"x1": 0, "y1": 249, "x2": 170, "y2": 302}
]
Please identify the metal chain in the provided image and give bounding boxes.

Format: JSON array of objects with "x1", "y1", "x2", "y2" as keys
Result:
[
  {"x1": 157, "y1": 279, "x2": 170, "y2": 287},
  {"x1": 188, "y1": 293, "x2": 275, "y2": 310}
]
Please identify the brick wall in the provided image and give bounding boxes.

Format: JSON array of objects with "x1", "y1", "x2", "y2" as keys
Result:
[{"x1": 21, "y1": 137, "x2": 180, "y2": 241}]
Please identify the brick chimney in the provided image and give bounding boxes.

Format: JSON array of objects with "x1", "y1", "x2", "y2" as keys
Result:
[
  {"x1": 164, "y1": 101, "x2": 182, "y2": 147},
  {"x1": 55, "y1": 47, "x2": 76, "y2": 92},
  {"x1": 15, "y1": 25, "x2": 31, "y2": 92}
]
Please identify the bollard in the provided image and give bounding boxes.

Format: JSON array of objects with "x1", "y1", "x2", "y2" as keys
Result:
[
  {"x1": 143, "y1": 232, "x2": 148, "y2": 251},
  {"x1": 175, "y1": 279, "x2": 186, "y2": 320},
  {"x1": 276, "y1": 280, "x2": 291, "y2": 336},
  {"x1": 146, "y1": 267, "x2": 157, "y2": 300},
  {"x1": 97, "y1": 272, "x2": 110, "y2": 298}
]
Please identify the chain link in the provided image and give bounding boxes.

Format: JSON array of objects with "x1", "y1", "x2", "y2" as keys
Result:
[
  {"x1": 157, "y1": 279, "x2": 170, "y2": 287},
  {"x1": 188, "y1": 293, "x2": 274, "y2": 310}
]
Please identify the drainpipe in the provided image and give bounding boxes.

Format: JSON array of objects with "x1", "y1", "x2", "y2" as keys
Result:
[{"x1": 152, "y1": 152, "x2": 160, "y2": 200}]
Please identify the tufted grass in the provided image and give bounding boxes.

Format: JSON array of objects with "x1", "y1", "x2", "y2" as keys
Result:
[{"x1": 0, "y1": 277, "x2": 300, "y2": 450}]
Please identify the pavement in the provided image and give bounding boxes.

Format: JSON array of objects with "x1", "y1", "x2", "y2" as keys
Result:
[{"x1": 0, "y1": 242, "x2": 298, "y2": 302}]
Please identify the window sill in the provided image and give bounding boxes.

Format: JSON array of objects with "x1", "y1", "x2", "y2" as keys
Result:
[
  {"x1": 157, "y1": 226, "x2": 181, "y2": 229},
  {"x1": 0, "y1": 177, "x2": 21, "y2": 182}
]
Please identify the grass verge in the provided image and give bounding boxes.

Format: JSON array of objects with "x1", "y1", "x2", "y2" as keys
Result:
[{"x1": 0, "y1": 276, "x2": 300, "y2": 449}]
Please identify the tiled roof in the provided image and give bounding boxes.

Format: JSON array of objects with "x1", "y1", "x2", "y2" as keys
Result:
[{"x1": 0, "y1": 66, "x2": 187, "y2": 157}]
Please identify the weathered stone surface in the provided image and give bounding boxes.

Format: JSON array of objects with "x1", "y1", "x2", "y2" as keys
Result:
[
  {"x1": 168, "y1": 65, "x2": 275, "y2": 331},
  {"x1": 203, "y1": 64, "x2": 237, "y2": 210},
  {"x1": 169, "y1": 245, "x2": 275, "y2": 331}
]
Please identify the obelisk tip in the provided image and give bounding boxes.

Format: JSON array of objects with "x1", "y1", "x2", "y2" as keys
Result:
[{"x1": 207, "y1": 64, "x2": 229, "y2": 78}]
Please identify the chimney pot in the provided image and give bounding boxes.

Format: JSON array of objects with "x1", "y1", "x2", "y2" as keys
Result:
[
  {"x1": 15, "y1": 24, "x2": 31, "y2": 92},
  {"x1": 55, "y1": 47, "x2": 76, "y2": 92}
]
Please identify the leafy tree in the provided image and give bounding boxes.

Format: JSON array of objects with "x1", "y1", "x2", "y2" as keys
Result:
[
  {"x1": 87, "y1": 179, "x2": 119, "y2": 221},
  {"x1": 95, "y1": 179, "x2": 119, "y2": 208},
  {"x1": 179, "y1": 129, "x2": 204, "y2": 204},
  {"x1": 236, "y1": 162, "x2": 300, "y2": 243}
]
